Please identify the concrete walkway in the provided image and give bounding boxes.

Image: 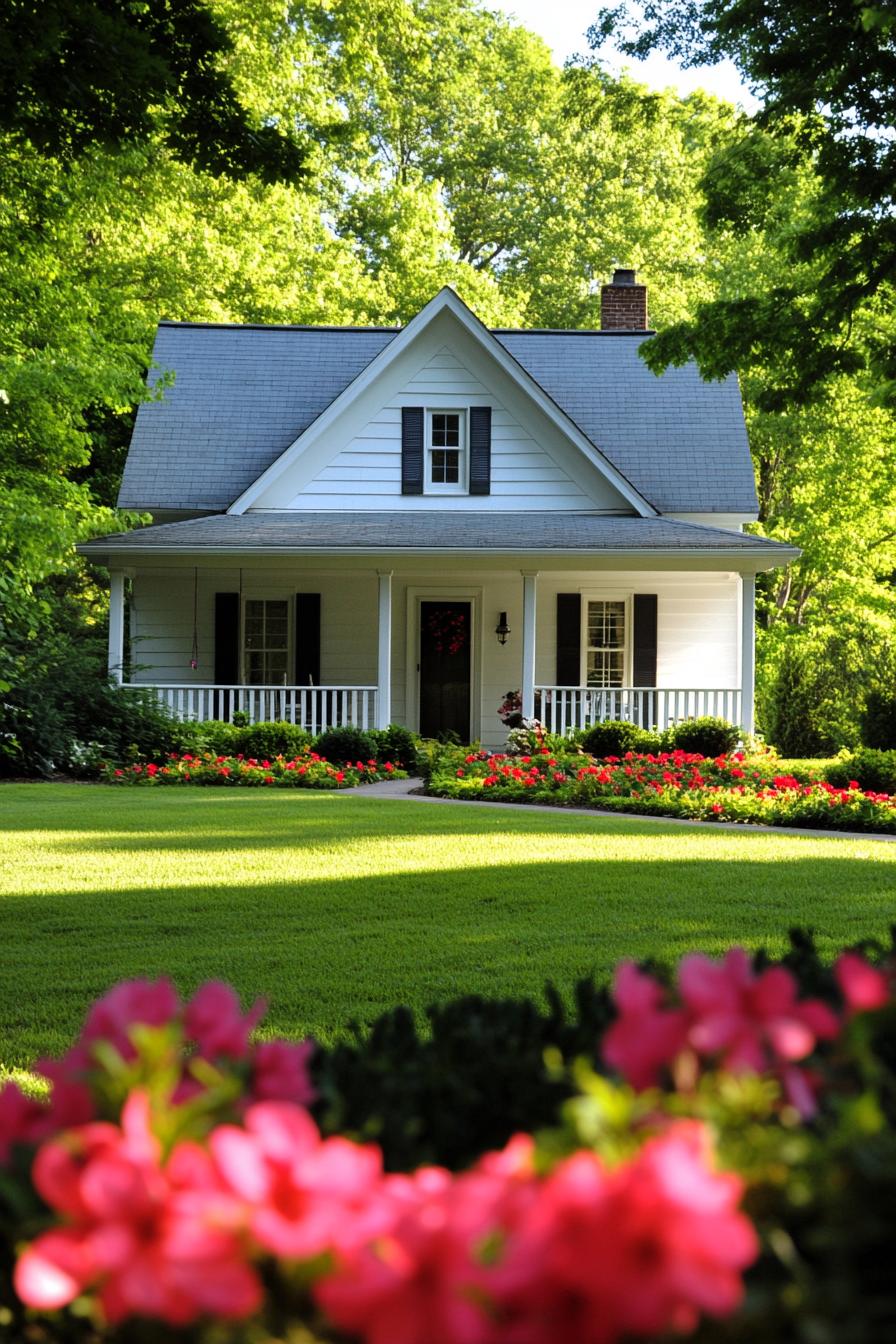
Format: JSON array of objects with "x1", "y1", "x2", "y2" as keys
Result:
[{"x1": 350, "y1": 775, "x2": 896, "y2": 843}]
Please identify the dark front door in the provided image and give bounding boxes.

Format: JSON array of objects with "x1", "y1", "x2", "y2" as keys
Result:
[{"x1": 419, "y1": 600, "x2": 471, "y2": 741}]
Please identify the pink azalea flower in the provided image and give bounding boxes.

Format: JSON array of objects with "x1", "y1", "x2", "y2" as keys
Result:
[
  {"x1": 678, "y1": 949, "x2": 839, "y2": 1072},
  {"x1": 185, "y1": 982, "x2": 266, "y2": 1061},
  {"x1": 211, "y1": 1102, "x2": 388, "y2": 1262},
  {"x1": 676, "y1": 949, "x2": 839, "y2": 1115},
  {"x1": 68, "y1": 978, "x2": 180, "y2": 1069},
  {"x1": 497, "y1": 1123, "x2": 757, "y2": 1344},
  {"x1": 252, "y1": 1039, "x2": 316, "y2": 1106},
  {"x1": 14, "y1": 1092, "x2": 261, "y2": 1325},
  {"x1": 834, "y1": 952, "x2": 890, "y2": 1016},
  {"x1": 317, "y1": 1140, "x2": 538, "y2": 1344},
  {"x1": 0, "y1": 1068, "x2": 94, "y2": 1167},
  {"x1": 602, "y1": 963, "x2": 688, "y2": 1089}
]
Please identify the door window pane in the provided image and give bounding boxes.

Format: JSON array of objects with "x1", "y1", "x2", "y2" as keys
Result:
[
  {"x1": 586, "y1": 600, "x2": 626, "y2": 688},
  {"x1": 244, "y1": 600, "x2": 290, "y2": 684}
]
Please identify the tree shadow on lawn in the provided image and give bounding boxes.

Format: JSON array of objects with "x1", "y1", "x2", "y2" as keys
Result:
[
  {"x1": 9, "y1": 803, "x2": 896, "y2": 856},
  {"x1": 3, "y1": 853, "x2": 895, "y2": 1068}
]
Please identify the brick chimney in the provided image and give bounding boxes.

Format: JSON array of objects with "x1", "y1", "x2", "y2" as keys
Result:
[{"x1": 600, "y1": 268, "x2": 648, "y2": 330}]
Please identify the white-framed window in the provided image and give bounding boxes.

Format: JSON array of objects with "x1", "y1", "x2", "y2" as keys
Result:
[
  {"x1": 585, "y1": 598, "x2": 627, "y2": 688},
  {"x1": 244, "y1": 598, "x2": 290, "y2": 685},
  {"x1": 426, "y1": 410, "x2": 466, "y2": 493}
]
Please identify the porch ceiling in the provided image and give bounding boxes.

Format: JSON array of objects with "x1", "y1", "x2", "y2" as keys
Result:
[{"x1": 78, "y1": 511, "x2": 798, "y2": 573}]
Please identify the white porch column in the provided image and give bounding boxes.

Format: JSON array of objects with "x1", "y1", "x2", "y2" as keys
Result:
[
  {"x1": 108, "y1": 569, "x2": 125, "y2": 685},
  {"x1": 376, "y1": 570, "x2": 393, "y2": 729},
  {"x1": 521, "y1": 571, "x2": 538, "y2": 720},
  {"x1": 740, "y1": 573, "x2": 756, "y2": 735}
]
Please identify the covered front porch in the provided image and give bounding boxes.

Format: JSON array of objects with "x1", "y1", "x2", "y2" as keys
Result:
[{"x1": 104, "y1": 555, "x2": 759, "y2": 746}]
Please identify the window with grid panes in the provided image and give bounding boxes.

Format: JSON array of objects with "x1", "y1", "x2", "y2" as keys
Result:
[
  {"x1": 244, "y1": 599, "x2": 289, "y2": 685},
  {"x1": 586, "y1": 600, "x2": 626, "y2": 688},
  {"x1": 427, "y1": 411, "x2": 464, "y2": 490}
]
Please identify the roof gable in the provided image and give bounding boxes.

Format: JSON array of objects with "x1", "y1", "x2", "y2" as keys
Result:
[
  {"x1": 116, "y1": 298, "x2": 759, "y2": 518},
  {"x1": 230, "y1": 289, "x2": 654, "y2": 517}
]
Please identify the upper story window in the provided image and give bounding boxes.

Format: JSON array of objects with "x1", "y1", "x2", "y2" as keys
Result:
[{"x1": 427, "y1": 411, "x2": 466, "y2": 493}]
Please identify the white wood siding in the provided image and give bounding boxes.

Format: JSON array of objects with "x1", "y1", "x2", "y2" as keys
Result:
[
  {"x1": 283, "y1": 346, "x2": 612, "y2": 512},
  {"x1": 129, "y1": 563, "x2": 739, "y2": 747},
  {"x1": 130, "y1": 569, "x2": 378, "y2": 687}
]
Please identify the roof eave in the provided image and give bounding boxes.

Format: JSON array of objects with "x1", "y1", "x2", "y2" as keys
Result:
[{"x1": 77, "y1": 540, "x2": 800, "y2": 572}]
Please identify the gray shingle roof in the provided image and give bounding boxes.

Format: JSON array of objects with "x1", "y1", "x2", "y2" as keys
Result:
[
  {"x1": 80, "y1": 511, "x2": 793, "y2": 561},
  {"x1": 117, "y1": 322, "x2": 757, "y2": 515}
]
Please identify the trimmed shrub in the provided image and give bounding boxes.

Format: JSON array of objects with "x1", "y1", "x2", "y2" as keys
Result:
[
  {"x1": 862, "y1": 691, "x2": 896, "y2": 750},
  {"x1": 579, "y1": 719, "x2": 658, "y2": 758},
  {"x1": 315, "y1": 980, "x2": 613, "y2": 1173},
  {"x1": 314, "y1": 724, "x2": 378, "y2": 764},
  {"x1": 825, "y1": 748, "x2": 896, "y2": 796},
  {"x1": 369, "y1": 723, "x2": 420, "y2": 771},
  {"x1": 237, "y1": 720, "x2": 314, "y2": 760},
  {"x1": 669, "y1": 715, "x2": 740, "y2": 757},
  {"x1": 192, "y1": 719, "x2": 246, "y2": 756}
]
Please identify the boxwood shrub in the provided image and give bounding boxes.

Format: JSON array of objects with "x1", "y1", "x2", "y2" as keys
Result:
[
  {"x1": 368, "y1": 723, "x2": 420, "y2": 771},
  {"x1": 314, "y1": 724, "x2": 378, "y2": 764},
  {"x1": 579, "y1": 719, "x2": 660, "y2": 757},
  {"x1": 669, "y1": 714, "x2": 740, "y2": 756}
]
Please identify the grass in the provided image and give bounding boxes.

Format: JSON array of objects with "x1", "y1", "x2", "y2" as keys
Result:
[{"x1": 1, "y1": 783, "x2": 895, "y2": 1072}]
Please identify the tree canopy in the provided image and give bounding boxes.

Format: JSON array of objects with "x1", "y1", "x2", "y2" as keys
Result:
[
  {"x1": 0, "y1": 0, "x2": 894, "y2": 750},
  {"x1": 592, "y1": 0, "x2": 896, "y2": 408}
]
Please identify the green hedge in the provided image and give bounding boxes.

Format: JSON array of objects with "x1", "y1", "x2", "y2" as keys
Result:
[{"x1": 825, "y1": 748, "x2": 896, "y2": 796}]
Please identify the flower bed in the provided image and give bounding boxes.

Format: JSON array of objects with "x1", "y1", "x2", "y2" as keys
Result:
[
  {"x1": 2, "y1": 936, "x2": 896, "y2": 1342},
  {"x1": 429, "y1": 746, "x2": 896, "y2": 833},
  {"x1": 101, "y1": 750, "x2": 406, "y2": 788}
]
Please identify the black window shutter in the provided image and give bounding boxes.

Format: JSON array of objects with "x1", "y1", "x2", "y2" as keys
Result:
[
  {"x1": 632, "y1": 594, "x2": 658, "y2": 686},
  {"x1": 295, "y1": 593, "x2": 321, "y2": 686},
  {"x1": 556, "y1": 593, "x2": 581, "y2": 685},
  {"x1": 401, "y1": 406, "x2": 424, "y2": 495},
  {"x1": 468, "y1": 406, "x2": 491, "y2": 496},
  {"x1": 214, "y1": 593, "x2": 240, "y2": 684}
]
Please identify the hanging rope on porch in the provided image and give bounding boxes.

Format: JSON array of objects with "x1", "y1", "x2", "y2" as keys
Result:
[{"x1": 189, "y1": 567, "x2": 199, "y2": 670}]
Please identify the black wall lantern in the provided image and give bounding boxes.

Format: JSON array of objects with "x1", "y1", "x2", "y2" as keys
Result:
[{"x1": 495, "y1": 612, "x2": 511, "y2": 645}]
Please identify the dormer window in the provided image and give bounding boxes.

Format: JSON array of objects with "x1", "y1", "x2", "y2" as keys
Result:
[{"x1": 427, "y1": 411, "x2": 466, "y2": 493}]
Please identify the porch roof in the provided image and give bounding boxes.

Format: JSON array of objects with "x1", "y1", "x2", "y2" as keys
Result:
[{"x1": 79, "y1": 511, "x2": 798, "y2": 569}]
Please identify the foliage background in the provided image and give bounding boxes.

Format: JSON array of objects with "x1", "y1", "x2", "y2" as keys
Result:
[{"x1": 2, "y1": 0, "x2": 894, "y2": 763}]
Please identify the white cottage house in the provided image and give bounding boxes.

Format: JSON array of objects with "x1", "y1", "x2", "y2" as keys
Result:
[{"x1": 79, "y1": 274, "x2": 797, "y2": 748}]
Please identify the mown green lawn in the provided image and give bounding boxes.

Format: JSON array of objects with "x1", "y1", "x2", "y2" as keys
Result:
[{"x1": 1, "y1": 783, "x2": 894, "y2": 1071}]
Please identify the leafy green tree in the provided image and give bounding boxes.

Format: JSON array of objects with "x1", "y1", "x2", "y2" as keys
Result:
[
  {"x1": 592, "y1": 0, "x2": 896, "y2": 406},
  {"x1": 0, "y1": 0, "x2": 305, "y2": 180}
]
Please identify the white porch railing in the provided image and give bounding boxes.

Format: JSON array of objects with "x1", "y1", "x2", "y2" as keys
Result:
[
  {"x1": 131, "y1": 684, "x2": 378, "y2": 733},
  {"x1": 534, "y1": 687, "x2": 743, "y2": 735}
]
